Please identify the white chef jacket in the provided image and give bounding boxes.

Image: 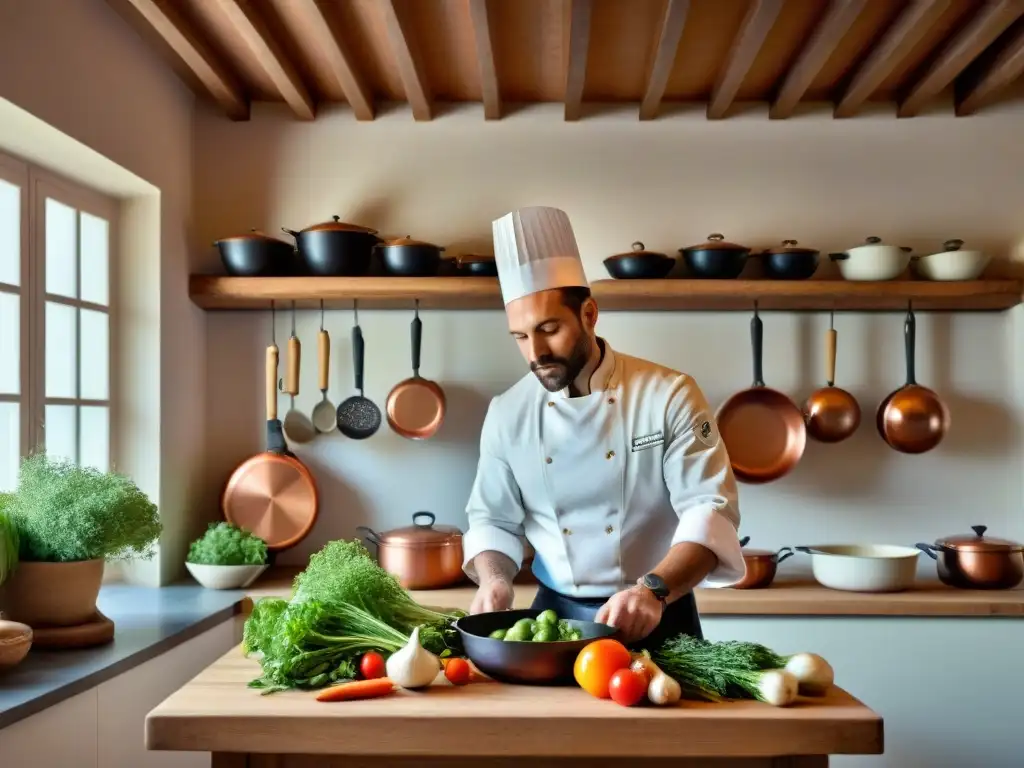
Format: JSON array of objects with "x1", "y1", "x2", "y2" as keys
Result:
[{"x1": 462, "y1": 339, "x2": 746, "y2": 597}]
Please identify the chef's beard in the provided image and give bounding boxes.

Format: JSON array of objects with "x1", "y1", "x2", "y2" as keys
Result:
[{"x1": 530, "y1": 332, "x2": 593, "y2": 393}]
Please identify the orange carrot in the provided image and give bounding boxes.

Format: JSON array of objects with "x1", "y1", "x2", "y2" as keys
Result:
[{"x1": 315, "y1": 677, "x2": 396, "y2": 702}]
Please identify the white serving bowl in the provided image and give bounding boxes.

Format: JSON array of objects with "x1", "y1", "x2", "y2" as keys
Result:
[
  {"x1": 912, "y1": 239, "x2": 990, "y2": 281},
  {"x1": 794, "y1": 544, "x2": 920, "y2": 593},
  {"x1": 185, "y1": 562, "x2": 268, "y2": 590}
]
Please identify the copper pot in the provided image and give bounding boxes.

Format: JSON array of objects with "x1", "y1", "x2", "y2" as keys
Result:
[
  {"x1": 732, "y1": 537, "x2": 794, "y2": 589},
  {"x1": 357, "y1": 512, "x2": 466, "y2": 589},
  {"x1": 916, "y1": 525, "x2": 1023, "y2": 590}
]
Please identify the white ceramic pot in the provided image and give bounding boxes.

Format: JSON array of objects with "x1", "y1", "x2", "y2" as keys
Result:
[
  {"x1": 794, "y1": 545, "x2": 920, "y2": 592},
  {"x1": 185, "y1": 562, "x2": 268, "y2": 590},
  {"x1": 829, "y1": 236, "x2": 912, "y2": 281},
  {"x1": 911, "y1": 239, "x2": 990, "y2": 281}
]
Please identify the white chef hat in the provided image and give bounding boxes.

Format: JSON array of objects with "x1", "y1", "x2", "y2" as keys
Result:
[{"x1": 492, "y1": 206, "x2": 589, "y2": 306}]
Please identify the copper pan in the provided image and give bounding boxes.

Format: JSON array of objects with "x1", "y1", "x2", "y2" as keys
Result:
[
  {"x1": 222, "y1": 322, "x2": 319, "y2": 552},
  {"x1": 803, "y1": 312, "x2": 861, "y2": 443},
  {"x1": 716, "y1": 305, "x2": 806, "y2": 484},
  {"x1": 877, "y1": 306, "x2": 949, "y2": 454},
  {"x1": 386, "y1": 301, "x2": 446, "y2": 440}
]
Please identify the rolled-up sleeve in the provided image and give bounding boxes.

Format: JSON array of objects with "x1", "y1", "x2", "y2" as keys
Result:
[
  {"x1": 662, "y1": 375, "x2": 745, "y2": 588},
  {"x1": 462, "y1": 398, "x2": 527, "y2": 581}
]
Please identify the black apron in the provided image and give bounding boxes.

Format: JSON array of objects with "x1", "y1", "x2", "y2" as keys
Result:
[{"x1": 530, "y1": 581, "x2": 703, "y2": 651}]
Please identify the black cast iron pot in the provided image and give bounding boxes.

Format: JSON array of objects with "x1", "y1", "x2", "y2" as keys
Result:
[
  {"x1": 678, "y1": 233, "x2": 750, "y2": 279},
  {"x1": 455, "y1": 254, "x2": 498, "y2": 276},
  {"x1": 759, "y1": 240, "x2": 821, "y2": 280},
  {"x1": 377, "y1": 236, "x2": 445, "y2": 277},
  {"x1": 603, "y1": 241, "x2": 676, "y2": 279},
  {"x1": 214, "y1": 230, "x2": 297, "y2": 276},
  {"x1": 282, "y1": 216, "x2": 379, "y2": 276}
]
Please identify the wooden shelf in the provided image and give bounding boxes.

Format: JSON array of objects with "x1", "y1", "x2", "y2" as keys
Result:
[{"x1": 189, "y1": 275, "x2": 1024, "y2": 313}]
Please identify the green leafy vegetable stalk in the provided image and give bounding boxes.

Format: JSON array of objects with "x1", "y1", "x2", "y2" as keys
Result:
[
  {"x1": 649, "y1": 634, "x2": 789, "y2": 701},
  {"x1": 187, "y1": 522, "x2": 268, "y2": 566},
  {"x1": 0, "y1": 494, "x2": 19, "y2": 585},
  {"x1": 5, "y1": 453, "x2": 161, "y2": 563}
]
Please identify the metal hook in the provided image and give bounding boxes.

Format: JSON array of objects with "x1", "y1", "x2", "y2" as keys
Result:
[
  {"x1": 414, "y1": 297, "x2": 420, "y2": 319},
  {"x1": 353, "y1": 299, "x2": 359, "y2": 325},
  {"x1": 290, "y1": 300, "x2": 297, "y2": 336},
  {"x1": 270, "y1": 300, "x2": 276, "y2": 345},
  {"x1": 753, "y1": 299, "x2": 759, "y2": 317},
  {"x1": 319, "y1": 299, "x2": 324, "y2": 331},
  {"x1": 830, "y1": 310, "x2": 835, "y2": 330}
]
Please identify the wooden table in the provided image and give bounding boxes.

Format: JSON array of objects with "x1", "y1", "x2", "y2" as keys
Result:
[{"x1": 146, "y1": 646, "x2": 883, "y2": 767}]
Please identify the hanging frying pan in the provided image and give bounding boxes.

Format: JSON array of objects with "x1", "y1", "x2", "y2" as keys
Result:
[
  {"x1": 386, "y1": 300, "x2": 446, "y2": 440},
  {"x1": 716, "y1": 304, "x2": 806, "y2": 483},
  {"x1": 337, "y1": 300, "x2": 382, "y2": 439},
  {"x1": 222, "y1": 306, "x2": 319, "y2": 552},
  {"x1": 802, "y1": 312, "x2": 861, "y2": 443},
  {"x1": 877, "y1": 306, "x2": 950, "y2": 454}
]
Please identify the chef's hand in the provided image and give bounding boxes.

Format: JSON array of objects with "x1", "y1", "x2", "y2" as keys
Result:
[
  {"x1": 595, "y1": 585, "x2": 664, "y2": 643},
  {"x1": 469, "y1": 578, "x2": 514, "y2": 615}
]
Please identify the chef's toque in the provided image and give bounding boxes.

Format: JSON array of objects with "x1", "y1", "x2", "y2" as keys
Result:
[{"x1": 491, "y1": 206, "x2": 589, "y2": 306}]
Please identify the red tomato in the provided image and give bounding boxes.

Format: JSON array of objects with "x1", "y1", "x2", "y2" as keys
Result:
[
  {"x1": 573, "y1": 638, "x2": 632, "y2": 699},
  {"x1": 608, "y1": 668, "x2": 648, "y2": 707},
  {"x1": 444, "y1": 657, "x2": 472, "y2": 686},
  {"x1": 359, "y1": 651, "x2": 386, "y2": 680}
]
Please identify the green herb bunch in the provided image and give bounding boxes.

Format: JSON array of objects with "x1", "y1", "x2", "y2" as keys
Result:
[
  {"x1": 5, "y1": 453, "x2": 162, "y2": 563},
  {"x1": 187, "y1": 522, "x2": 268, "y2": 566},
  {"x1": 0, "y1": 493, "x2": 19, "y2": 585},
  {"x1": 649, "y1": 633, "x2": 789, "y2": 700}
]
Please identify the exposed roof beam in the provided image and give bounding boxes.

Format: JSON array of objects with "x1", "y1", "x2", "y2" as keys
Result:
[
  {"x1": 898, "y1": 0, "x2": 1024, "y2": 117},
  {"x1": 290, "y1": 0, "x2": 373, "y2": 120},
  {"x1": 955, "y1": 20, "x2": 1024, "y2": 114},
  {"x1": 380, "y1": 0, "x2": 432, "y2": 121},
  {"x1": 708, "y1": 0, "x2": 784, "y2": 119},
  {"x1": 217, "y1": 0, "x2": 314, "y2": 120},
  {"x1": 121, "y1": 0, "x2": 248, "y2": 120},
  {"x1": 639, "y1": 0, "x2": 691, "y2": 121},
  {"x1": 770, "y1": 0, "x2": 867, "y2": 119},
  {"x1": 835, "y1": 0, "x2": 951, "y2": 118},
  {"x1": 469, "y1": 0, "x2": 502, "y2": 120},
  {"x1": 564, "y1": 0, "x2": 593, "y2": 121}
]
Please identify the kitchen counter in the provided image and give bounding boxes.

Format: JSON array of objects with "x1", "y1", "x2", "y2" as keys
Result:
[
  {"x1": 145, "y1": 645, "x2": 883, "y2": 766},
  {"x1": 248, "y1": 567, "x2": 1024, "y2": 617}
]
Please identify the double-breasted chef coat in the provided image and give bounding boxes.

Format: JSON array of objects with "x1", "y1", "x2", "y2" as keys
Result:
[{"x1": 462, "y1": 338, "x2": 746, "y2": 628}]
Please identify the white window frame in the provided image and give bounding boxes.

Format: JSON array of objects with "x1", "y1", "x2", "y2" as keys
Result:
[{"x1": 0, "y1": 149, "x2": 118, "y2": 476}]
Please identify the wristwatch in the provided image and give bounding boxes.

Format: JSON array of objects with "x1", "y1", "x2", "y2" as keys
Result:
[{"x1": 637, "y1": 573, "x2": 670, "y2": 602}]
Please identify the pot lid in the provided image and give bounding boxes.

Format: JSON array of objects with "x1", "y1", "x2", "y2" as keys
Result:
[
  {"x1": 374, "y1": 511, "x2": 462, "y2": 547},
  {"x1": 681, "y1": 233, "x2": 749, "y2": 252},
  {"x1": 739, "y1": 536, "x2": 774, "y2": 557},
  {"x1": 381, "y1": 235, "x2": 444, "y2": 249},
  {"x1": 301, "y1": 215, "x2": 377, "y2": 234},
  {"x1": 457, "y1": 253, "x2": 495, "y2": 264},
  {"x1": 762, "y1": 239, "x2": 818, "y2": 255},
  {"x1": 217, "y1": 228, "x2": 290, "y2": 244},
  {"x1": 849, "y1": 236, "x2": 913, "y2": 253},
  {"x1": 609, "y1": 241, "x2": 669, "y2": 260},
  {"x1": 934, "y1": 525, "x2": 1022, "y2": 553}
]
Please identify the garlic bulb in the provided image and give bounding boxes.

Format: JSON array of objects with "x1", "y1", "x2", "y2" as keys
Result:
[
  {"x1": 784, "y1": 652, "x2": 834, "y2": 696},
  {"x1": 385, "y1": 626, "x2": 441, "y2": 689}
]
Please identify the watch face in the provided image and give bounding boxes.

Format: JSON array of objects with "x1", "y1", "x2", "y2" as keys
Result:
[{"x1": 642, "y1": 574, "x2": 669, "y2": 598}]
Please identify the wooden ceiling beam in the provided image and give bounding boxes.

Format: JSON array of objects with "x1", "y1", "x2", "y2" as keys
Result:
[
  {"x1": 955, "y1": 21, "x2": 1024, "y2": 115},
  {"x1": 898, "y1": 0, "x2": 1024, "y2": 117},
  {"x1": 564, "y1": 0, "x2": 593, "y2": 121},
  {"x1": 290, "y1": 0, "x2": 373, "y2": 121},
  {"x1": 217, "y1": 0, "x2": 314, "y2": 120},
  {"x1": 639, "y1": 0, "x2": 691, "y2": 121},
  {"x1": 120, "y1": 0, "x2": 249, "y2": 120},
  {"x1": 835, "y1": 0, "x2": 952, "y2": 118},
  {"x1": 469, "y1": 0, "x2": 502, "y2": 120},
  {"x1": 708, "y1": 0, "x2": 785, "y2": 120},
  {"x1": 380, "y1": 0, "x2": 432, "y2": 121},
  {"x1": 770, "y1": 0, "x2": 867, "y2": 119}
]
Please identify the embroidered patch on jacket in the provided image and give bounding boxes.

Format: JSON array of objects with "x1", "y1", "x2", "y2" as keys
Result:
[
  {"x1": 631, "y1": 431, "x2": 665, "y2": 452},
  {"x1": 693, "y1": 416, "x2": 719, "y2": 448}
]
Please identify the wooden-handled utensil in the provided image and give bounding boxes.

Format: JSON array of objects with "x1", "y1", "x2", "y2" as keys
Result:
[{"x1": 311, "y1": 301, "x2": 338, "y2": 434}]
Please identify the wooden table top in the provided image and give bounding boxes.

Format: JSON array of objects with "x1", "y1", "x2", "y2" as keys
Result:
[{"x1": 146, "y1": 646, "x2": 883, "y2": 758}]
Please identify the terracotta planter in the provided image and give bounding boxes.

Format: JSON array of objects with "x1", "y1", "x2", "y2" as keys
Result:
[{"x1": 0, "y1": 559, "x2": 105, "y2": 627}]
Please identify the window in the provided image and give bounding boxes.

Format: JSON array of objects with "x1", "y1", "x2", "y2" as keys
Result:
[{"x1": 0, "y1": 151, "x2": 117, "y2": 491}]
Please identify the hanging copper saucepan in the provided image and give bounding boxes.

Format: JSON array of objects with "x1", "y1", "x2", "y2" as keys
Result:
[
  {"x1": 877, "y1": 306, "x2": 950, "y2": 454},
  {"x1": 803, "y1": 312, "x2": 861, "y2": 443},
  {"x1": 386, "y1": 300, "x2": 446, "y2": 440},
  {"x1": 716, "y1": 304, "x2": 806, "y2": 483}
]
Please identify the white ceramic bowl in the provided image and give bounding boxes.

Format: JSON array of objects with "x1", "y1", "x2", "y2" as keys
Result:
[
  {"x1": 185, "y1": 562, "x2": 268, "y2": 590},
  {"x1": 912, "y1": 247, "x2": 990, "y2": 281},
  {"x1": 795, "y1": 545, "x2": 920, "y2": 593}
]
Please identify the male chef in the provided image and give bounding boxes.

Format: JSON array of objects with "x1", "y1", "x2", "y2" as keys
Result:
[{"x1": 461, "y1": 206, "x2": 745, "y2": 645}]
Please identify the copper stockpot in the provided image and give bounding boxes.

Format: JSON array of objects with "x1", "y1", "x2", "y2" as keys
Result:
[
  {"x1": 732, "y1": 537, "x2": 794, "y2": 589},
  {"x1": 357, "y1": 512, "x2": 466, "y2": 589},
  {"x1": 916, "y1": 525, "x2": 1023, "y2": 590}
]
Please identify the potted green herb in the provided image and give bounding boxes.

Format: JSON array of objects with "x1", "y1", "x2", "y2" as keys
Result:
[
  {"x1": 186, "y1": 522, "x2": 268, "y2": 590},
  {"x1": 0, "y1": 453, "x2": 161, "y2": 627},
  {"x1": 0, "y1": 493, "x2": 18, "y2": 588}
]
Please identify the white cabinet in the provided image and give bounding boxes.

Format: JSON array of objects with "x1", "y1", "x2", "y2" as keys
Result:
[{"x1": 0, "y1": 616, "x2": 241, "y2": 768}]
